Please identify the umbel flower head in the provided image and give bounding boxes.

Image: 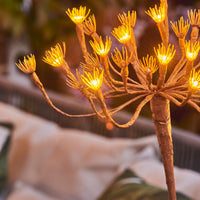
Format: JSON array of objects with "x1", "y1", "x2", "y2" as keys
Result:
[
  {"x1": 81, "y1": 68, "x2": 104, "y2": 91},
  {"x1": 185, "y1": 40, "x2": 200, "y2": 61},
  {"x1": 140, "y1": 55, "x2": 158, "y2": 74},
  {"x1": 66, "y1": 6, "x2": 90, "y2": 24},
  {"x1": 188, "y1": 9, "x2": 200, "y2": 26},
  {"x1": 43, "y1": 43, "x2": 66, "y2": 67},
  {"x1": 83, "y1": 14, "x2": 96, "y2": 35},
  {"x1": 111, "y1": 47, "x2": 131, "y2": 68},
  {"x1": 112, "y1": 24, "x2": 131, "y2": 44},
  {"x1": 118, "y1": 11, "x2": 136, "y2": 27},
  {"x1": 146, "y1": 4, "x2": 166, "y2": 23},
  {"x1": 81, "y1": 53, "x2": 100, "y2": 71},
  {"x1": 16, "y1": 54, "x2": 36, "y2": 74},
  {"x1": 171, "y1": 16, "x2": 190, "y2": 38},
  {"x1": 90, "y1": 36, "x2": 112, "y2": 57},
  {"x1": 154, "y1": 43, "x2": 176, "y2": 64},
  {"x1": 189, "y1": 69, "x2": 200, "y2": 92}
]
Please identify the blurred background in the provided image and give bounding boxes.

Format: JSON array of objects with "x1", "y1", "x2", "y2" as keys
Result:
[{"x1": 0, "y1": 0, "x2": 200, "y2": 133}]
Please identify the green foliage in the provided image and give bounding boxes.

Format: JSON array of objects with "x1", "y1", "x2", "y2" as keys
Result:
[{"x1": 98, "y1": 169, "x2": 191, "y2": 200}]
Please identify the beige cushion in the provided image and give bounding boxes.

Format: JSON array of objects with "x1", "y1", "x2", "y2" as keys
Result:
[
  {"x1": 0, "y1": 103, "x2": 158, "y2": 200},
  {"x1": 7, "y1": 182, "x2": 59, "y2": 200}
]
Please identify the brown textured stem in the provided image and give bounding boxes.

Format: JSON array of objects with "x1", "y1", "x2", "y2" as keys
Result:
[
  {"x1": 150, "y1": 95, "x2": 176, "y2": 200},
  {"x1": 191, "y1": 26, "x2": 199, "y2": 43},
  {"x1": 91, "y1": 32, "x2": 100, "y2": 43},
  {"x1": 30, "y1": 72, "x2": 95, "y2": 118},
  {"x1": 157, "y1": 63, "x2": 167, "y2": 89},
  {"x1": 179, "y1": 37, "x2": 185, "y2": 56},
  {"x1": 76, "y1": 23, "x2": 89, "y2": 61},
  {"x1": 121, "y1": 67, "x2": 129, "y2": 92},
  {"x1": 125, "y1": 41, "x2": 146, "y2": 85},
  {"x1": 185, "y1": 60, "x2": 193, "y2": 80},
  {"x1": 158, "y1": 22, "x2": 168, "y2": 48}
]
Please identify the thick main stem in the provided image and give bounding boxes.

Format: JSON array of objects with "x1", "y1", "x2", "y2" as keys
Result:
[{"x1": 150, "y1": 95, "x2": 176, "y2": 200}]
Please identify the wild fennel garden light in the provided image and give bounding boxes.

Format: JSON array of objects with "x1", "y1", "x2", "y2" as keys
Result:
[{"x1": 16, "y1": 1, "x2": 200, "y2": 200}]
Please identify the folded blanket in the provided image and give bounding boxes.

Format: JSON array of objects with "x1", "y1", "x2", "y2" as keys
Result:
[{"x1": 0, "y1": 102, "x2": 158, "y2": 200}]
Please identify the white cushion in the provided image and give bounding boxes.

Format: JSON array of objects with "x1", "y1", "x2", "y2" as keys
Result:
[{"x1": 0, "y1": 102, "x2": 158, "y2": 200}]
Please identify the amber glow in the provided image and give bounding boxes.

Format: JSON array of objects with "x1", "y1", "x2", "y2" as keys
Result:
[
  {"x1": 81, "y1": 68, "x2": 104, "y2": 91},
  {"x1": 90, "y1": 36, "x2": 112, "y2": 57},
  {"x1": 66, "y1": 6, "x2": 90, "y2": 24},
  {"x1": 146, "y1": 4, "x2": 166, "y2": 23},
  {"x1": 112, "y1": 25, "x2": 131, "y2": 44},
  {"x1": 106, "y1": 122, "x2": 114, "y2": 131},
  {"x1": 43, "y1": 43, "x2": 66, "y2": 67},
  {"x1": 16, "y1": 54, "x2": 36, "y2": 74},
  {"x1": 189, "y1": 69, "x2": 200, "y2": 91},
  {"x1": 185, "y1": 41, "x2": 200, "y2": 61},
  {"x1": 16, "y1": 3, "x2": 200, "y2": 200},
  {"x1": 154, "y1": 43, "x2": 175, "y2": 64}
]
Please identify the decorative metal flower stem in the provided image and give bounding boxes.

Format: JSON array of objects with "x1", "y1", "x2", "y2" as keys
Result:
[
  {"x1": 150, "y1": 95, "x2": 176, "y2": 200},
  {"x1": 16, "y1": 1, "x2": 200, "y2": 200}
]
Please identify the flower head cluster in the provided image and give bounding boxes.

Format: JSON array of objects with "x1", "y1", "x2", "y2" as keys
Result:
[
  {"x1": 154, "y1": 43, "x2": 176, "y2": 64},
  {"x1": 43, "y1": 43, "x2": 66, "y2": 67},
  {"x1": 189, "y1": 69, "x2": 200, "y2": 92},
  {"x1": 188, "y1": 9, "x2": 200, "y2": 26},
  {"x1": 112, "y1": 25, "x2": 131, "y2": 44},
  {"x1": 171, "y1": 17, "x2": 190, "y2": 38},
  {"x1": 90, "y1": 36, "x2": 112, "y2": 57},
  {"x1": 140, "y1": 55, "x2": 158, "y2": 74},
  {"x1": 80, "y1": 53, "x2": 100, "y2": 72},
  {"x1": 146, "y1": 4, "x2": 166, "y2": 23},
  {"x1": 66, "y1": 6, "x2": 90, "y2": 24},
  {"x1": 118, "y1": 11, "x2": 136, "y2": 27},
  {"x1": 185, "y1": 40, "x2": 200, "y2": 61},
  {"x1": 87, "y1": 53, "x2": 100, "y2": 68},
  {"x1": 111, "y1": 47, "x2": 131, "y2": 68},
  {"x1": 83, "y1": 14, "x2": 96, "y2": 35},
  {"x1": 81, "y1": 68, "x2": 104, "y2": 91},
  {"x1": 16, "y1": 54, "x2": 36, "y2": 74}
]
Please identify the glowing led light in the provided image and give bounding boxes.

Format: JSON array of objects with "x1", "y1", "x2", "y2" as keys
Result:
[
  {"x1": 81, "y1": 68, "x2": 104, "y2": 91},
  {"x1": 112, "y1": 25, "x2": 131, "y2": 44},
  {"x1": 154, "y1": 43, "x2": 176, "y2": 65},
  {"x1": 146, "y1": 4, "x2": 166, "y2": 23},
  {"x1": 119, "y1": 33, "x2": 131, "y2": 43},
  {"x1": 189, "y1": 69, "x2": 200, "y2": 92},
  {"x1": 90, "y1": 36, "x2": 112, "y2": 57},
  {"x1": 66, "y1": 6, "x2": 90, "y2": 24},
  {"x1": 193, "y1": 80, "x2": 198, "y2": 87},
  {"x1": 91, "y1": 80, "x2": 99, "y2": 88},
  {"x1": 43, "y1": 43, "x2": 66, "y2": 67},
  {"x1": 185, "y1": 41, "x2": 200, "y2": 61}
]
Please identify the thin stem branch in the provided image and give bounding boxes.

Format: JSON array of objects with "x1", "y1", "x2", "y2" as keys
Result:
[
  {"x1": 31, "y1": 73, "x2": 96, "y2": 118},
  {"x1": 166, "y1": 57, "x2": 187, "y2": 84},
  {"x1": 109, "y1": 93, "x2": 150, "y2": 115}
]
